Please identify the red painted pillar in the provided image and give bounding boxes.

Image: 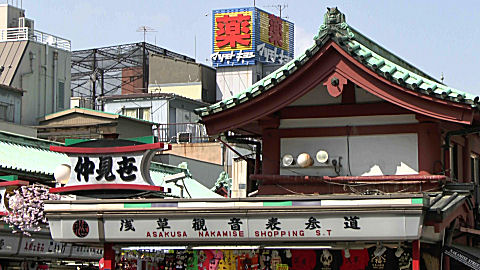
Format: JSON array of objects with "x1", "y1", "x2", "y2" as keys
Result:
[
  {"x1": 102, "y1": 243, "x2": 115, "y2": 270},
  {"x1": 262, "y1": 128, "x2": 280, "y2": 175},
  {"x1": 443, "y1": 253, "x2": 451, "y2": 270},
  {"x1": 412, "y1": 240, "x2": 420, "y2": 270},
  {"x1": 417, "y1": 122, "x2": 441, "y2": 174},
  {"x1": 260, "y1": 117, "x2": 280, "y2": 175}
]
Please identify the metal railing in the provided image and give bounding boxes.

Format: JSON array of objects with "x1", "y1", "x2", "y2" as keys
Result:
[
  {"x1": 0, "y1": 27, "x2": 71, "y2": 51},
  {"x1": 155, "y1": 122, "x2": 210, "y2": 143}
]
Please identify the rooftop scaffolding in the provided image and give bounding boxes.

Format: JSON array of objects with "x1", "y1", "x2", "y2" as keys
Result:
[{"x1": 71, "y1": 42, "x2": 195, "y2": 110}]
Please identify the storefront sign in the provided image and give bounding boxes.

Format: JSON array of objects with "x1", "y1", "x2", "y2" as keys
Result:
[
  {"x1": 68, "y1": 152, "x2": 151, "y2": 186},
  {"x1": 210, "y1": 51, "x2": 255, "y2": 64},
  {"x1": 256, "y1": 43, "x2": 292, "y2": 64},
  {"x1": 50, "y1": 140, "x2": 171, "y2": 196},
  {"x1": 18, "y1": 237, "x2": 71, "y2": 258},
  {"x1": 0, "y1": 234, "x2": 102, "y2": 259},
  {"x1": 444, "y1": 246, "x2": 480, "y2": 269},
  {"x1": 211, "y1": 7, "x2": 294, "y2": 67},
  {"x1": 0, "y1": 234, "x2": 20, "y2": 255},
  {"x1": 70, "y1": 245, "x2": 103, "y2": 259},
  {"x1": 73, "y1": 219, "x2": 90, "y2": 238},
  {"x1": 49, "y1": 212, "x2": 421, "y2": 243}
]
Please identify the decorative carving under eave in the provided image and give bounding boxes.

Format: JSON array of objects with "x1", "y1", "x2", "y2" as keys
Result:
[
  {"x1": 315, "y1": 7, "x2": 354, "y2": 41},
  {"x1": 323, "y1": 72, "x2": 347, "y2": 98}
]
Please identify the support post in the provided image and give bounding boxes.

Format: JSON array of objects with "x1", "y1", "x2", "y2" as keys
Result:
[
  {"x1": 103, "y1": 243, "x2": 115, "y2": 270},
  {"x1": 259, "y1": 116, "x2": 280, "y2": 175},
  {"x1": 412, "y1": 240, "x2": 420, "y2": 270}
]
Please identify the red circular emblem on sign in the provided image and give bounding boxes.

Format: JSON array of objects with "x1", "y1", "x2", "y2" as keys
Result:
[{"x1": 72, "y1": 219, "x2": 89, "y2": 238}]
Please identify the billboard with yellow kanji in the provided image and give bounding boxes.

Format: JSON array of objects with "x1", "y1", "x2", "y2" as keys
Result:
[{"x1": 211, "y1": 7, "x2": 294, "y2": 67}]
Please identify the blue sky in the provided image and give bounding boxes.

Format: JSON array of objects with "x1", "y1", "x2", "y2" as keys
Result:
[{"x1": 18, "y1": 0, "x2": 480, "y2": 95}]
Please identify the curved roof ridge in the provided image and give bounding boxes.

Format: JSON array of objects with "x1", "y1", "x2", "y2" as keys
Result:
[{"x1": 195, "y1": 7, "x2": 479, "y2": 118}]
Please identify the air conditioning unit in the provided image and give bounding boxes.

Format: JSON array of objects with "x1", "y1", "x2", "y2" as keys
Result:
[{"x1": 177, "y1": 132, "x2": 191, "y2": 143}]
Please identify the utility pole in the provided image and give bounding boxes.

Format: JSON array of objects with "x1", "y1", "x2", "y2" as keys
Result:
[
  {"x1": 265, "y1": 4, "x2": 288, "y2": 18},
  {"x1": 137, "y1": 26, "x2": 156, "y2": 93},
  {"x1": 137, "y1": 26, "x2": 157, "y2": 44}
]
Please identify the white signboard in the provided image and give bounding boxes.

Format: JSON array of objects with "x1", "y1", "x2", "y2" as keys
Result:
[
  {"x1": 210, "y1": 51, "x2": 255, "y2": 63},
  {"x1": 257, "y1": 43, "x2": 292, "y2": 64},
  {"x1": 67, "y1": 150, "x2": 155, "y2": 187},
  {"x1": 70, "y1": 245, "x2": 103, "y2": 259},
  {"x1": 49, "y1": 212, "x2": 421, "y2": 243},
  {"x1": 18, "y1": 237, "x2": 72, "y2": 258}
]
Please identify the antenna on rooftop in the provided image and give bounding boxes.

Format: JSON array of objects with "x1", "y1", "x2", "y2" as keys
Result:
[
  {"x1": 441, "y1": 72, "x2": 444, "y2": 83},
  {"x1": 265, "y1": 4, "x2": 288, "y2": 18},
  {"x1": 137, "y1": 26, "x2": 157, "y2": 43}
]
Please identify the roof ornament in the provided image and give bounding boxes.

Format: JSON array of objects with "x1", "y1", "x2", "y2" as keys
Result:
[{"x1": 315, "y1": 7, "x2": 354, "y2": 41}]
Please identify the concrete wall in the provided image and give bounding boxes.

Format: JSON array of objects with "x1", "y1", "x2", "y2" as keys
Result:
[
  {"x1": 279, "y1": 115, "x2": 419, "y2": 176},
  {"x1": 0, "y1": 4, "x2": 25, "y2": 29},
  {"x1": 0, "y1": 87, "x2": 21, "y2": 123},
  {"x1": 115, "y1": 118, "x2": 153, "y2": 139},
  {"x1": 201, "y1": 66, "x2": 216, "y2": 103},
  {"x1": 149, "y1": 55, "x2": 201, "y2": 84},
  {"x1": 10, "y1": 41, "x2": 71, "y2": 125},
  {"x1": 149, "y1": 55, "x2": 216, "y2": 103},
  {"x1": 280, "y1": 134, "x2": 419, "y2": 176},
  {"x1": 169, "y1": 142, "x2": 223, "y2": 165},
  {"x1": 149, "y1": 83, "x2": 202, "y2": 101},
  {"x1": 216, "y1": 65, "x2": 262, "y2": 101}
]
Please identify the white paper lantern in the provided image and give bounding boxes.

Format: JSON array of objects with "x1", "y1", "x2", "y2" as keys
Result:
[
  {"x1": 54, "y1": 164, "x2": 71, "y2": 185},
  {"x1": 297, "y1": 153, "x2": 314, "y2": 168}
]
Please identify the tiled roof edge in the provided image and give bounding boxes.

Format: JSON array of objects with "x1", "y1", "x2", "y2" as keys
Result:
[{"x1": 195, "y1": 7, "x2": 480, "y2": 118}]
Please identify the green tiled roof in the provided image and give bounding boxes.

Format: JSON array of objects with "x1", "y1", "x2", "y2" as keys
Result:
[
  {"x1": 0, "y1": 131, "x2": 69, "y2": 177},
  {"x1": 150, "y1": 162, "x2": 222, "y2": 198},
  {"x1": 195, "y1": 8, "x2": 479, "y2": 117},
  {"x1": 0, "y1": 131, "x2": 219, "y2": 196}
]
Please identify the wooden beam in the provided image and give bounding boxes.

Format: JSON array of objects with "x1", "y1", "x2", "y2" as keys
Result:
[
  {"x1": 278, "y1": 123, "x2": 419, "y2": 138},
  {"x1": 279, "y1": 102, "x2": 410, "y2": 119}
]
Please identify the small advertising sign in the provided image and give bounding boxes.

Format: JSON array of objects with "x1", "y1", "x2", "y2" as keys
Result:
[
  {"x1": 211, "y1": 7, "x2": 294, "y2": 67},
  {"x1": 49, "y1": 139, "x2": 171, "y2": 197},
  {"x1": 49, "y1": 212, "x2": 421, "y2": 243},
  {"x1": 70, "y1": 245, "x2": 103, "y2": 259},
  {"x1": 18, "y1": 237, "x2": 71, "y2": 258},
  {"x1": 0, "y1": 234, "x2": 20, "y2": 255}
]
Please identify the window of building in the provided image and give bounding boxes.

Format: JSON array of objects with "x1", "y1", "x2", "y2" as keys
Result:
[
  {"x1": 0, "y1": 105, "x2": 7, "y2": 121},
  {"x1": 122, "y1": 107, "x2": 151, "y2": 121},
  {"x1": 471, "y1": 154, "x2": 479, "y2": 183},
  {"x1": 450, "y1": 144, "x2": 459, "y2": 180},
  {"x1": 57, "y1": 81, "x2": 65, "y2": 110}
]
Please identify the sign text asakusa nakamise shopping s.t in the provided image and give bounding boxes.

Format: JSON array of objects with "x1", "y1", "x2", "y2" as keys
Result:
[
  {"x1": 46, "y1": 197, "x2": 424, "y2": 243},
  {"x1": 211, "y1": 7, "x2": 294, "y2": 67},
  {"x1": 50, "y1": 138, "x2": 171, "y2": 197}
]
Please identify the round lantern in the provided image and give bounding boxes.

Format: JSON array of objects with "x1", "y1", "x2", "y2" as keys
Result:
[
  {"x1": 297, "y1": 153, "x2": 314, "y2": 168},
  {"x1": 54, "y1": 164, "x2": 71, "y2": 185},
  {"x1": 282, "y1": 154, "x2": 295, "y2": 167}
]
